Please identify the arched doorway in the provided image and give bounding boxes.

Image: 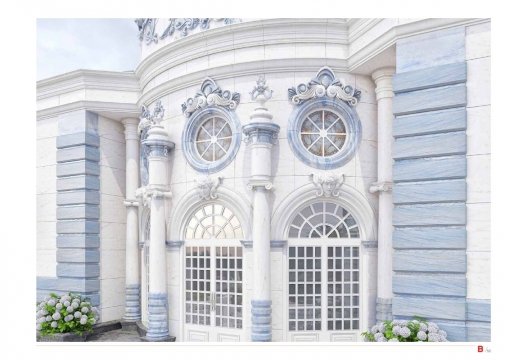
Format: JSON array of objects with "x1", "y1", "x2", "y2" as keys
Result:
[
  {"x1": 285, "y1": 200, "x2": 364, "y2": 341},
  {"x1": 182, "y1": 202, "x2": 246, "y2": 342}
]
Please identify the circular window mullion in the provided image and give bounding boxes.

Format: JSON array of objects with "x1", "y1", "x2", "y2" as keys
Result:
[
  {"x1": 183, "y1": 107, "x2": 241, "y2": 173},
  {"x1": 288, "y1": 98, "x2": 361, "y2": 170}
]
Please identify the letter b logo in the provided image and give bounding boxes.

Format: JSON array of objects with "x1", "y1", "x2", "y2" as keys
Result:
[{"x1": 478, "y1": 345, "x2": 484, "y2": 352}]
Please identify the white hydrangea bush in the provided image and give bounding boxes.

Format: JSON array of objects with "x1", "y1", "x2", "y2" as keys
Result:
[
  {"x1": 36, "y1": 293, "x2": 99, "y2": 335},
  {"x1": 362, "y1": 318, "x2": 448, "y2": 342}
]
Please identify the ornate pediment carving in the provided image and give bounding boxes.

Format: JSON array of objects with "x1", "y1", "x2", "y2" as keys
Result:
[
  {"x1": 288, "y1": 67, "x2": 361, "y2": 107},
  {"x1": 182, "y1": 78, "x2": 240, "y2": 118},
  {"x1": 310, "y1": 173, "x2": 345, "y2": 197},
  {"x1": 195, "y1": 176, "x2": 223, "y2": 200}
]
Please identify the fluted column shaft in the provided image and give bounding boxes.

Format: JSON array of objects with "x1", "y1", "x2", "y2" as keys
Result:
[
  {"x1": 371, "y1": 68, "x2": 395, "y2": 321},
  {"x1": 122, "y1": 118, "x2": 141, "y2": 322}
]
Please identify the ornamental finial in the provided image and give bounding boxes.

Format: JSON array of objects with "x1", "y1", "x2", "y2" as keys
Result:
[
  {"x1": 138, "y1": 99, "x2": 166, "y2": 134},
  {"x1": 250, "y1": 75, "x2": 273, "y2": 105}
]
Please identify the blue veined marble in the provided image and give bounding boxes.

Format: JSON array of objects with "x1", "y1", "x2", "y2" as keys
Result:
[
  {"x1": 393, "y1": 62, "x2": 466, "y2": 93},
  {"x1": 57, "y1": 205, "x2": 100, "y2": 220},
  {"x1": 57, "y1": 160, "x2": 100, "y2": 177},
  {"x1": 466, "y1": 299, "x2": 491, "y2": 322},
  {"x1": 58, "y1": 110, "x2": 98, "y2": 136},
  {"x1": 124, "y1": 284, "x2": 141, "y2": 322},
  {"x1": 146, "y1": 293, "x2": 170, "y2": 341},
  {"x1": 393, "y1": 226, "x2": 466, "y2": 249},
  {"x1": 394, "y1": 107, "x2": 466, "y2": 138},
  {"x1": 57, "y1": 175, "x2": 100, "y2": 191},
  {"x1": 393, "y1": 273, "x2": 466, "y2": 296},
  {"x1": 393, "y1": 131, "x2": 466, "y2": 160},
  {"x1": 393, "y1": 249, "x2": 466, "y2": 273},
  {"x1": 57, "y1": 234, "x2": 100, "y2": 248},
  {"x1": 57, "y1": 190, "x2": 100, "y2": 205},
  {"x1": 393, "y1": 203, "x2": 466, "y2": 226},
  {"x1": 435, "y1": 320, "x2": 467, "y2": 341},
  {"x1": 41, "y1": 277, "x2": 100, "y2": 293},
  {"x1": 57, "y1": 145, "x2": 100, "y2": 163},
  {"x1": 396, "y1": 26, "x2": 465, "y2": 73},
  {"x1": 57, "y1": 248, "x2": 100, "y2": 263},
  {"x1": 467, "y1": 322, "x2": 491, "y2": 341},
  {"x1": 392, "y1": 295, "x2": 466, "y2": 321},
  {"x1": 251, "y1": 299, "x2": 272, "y2": 342},
  {"x1": 56, "y1": 220, "x2": 100, "y2": 234},
  {"x1": 57, "y1": 263, "x2": 100, "y2": 278},
  {"x1": 56, "y1": 132, "x2": 100, "y2": 149},
  {"x1": 393, "y1": 84, "x2": 466, "y2": 116},
  {"x1": 393, "y1": 179, "x2": 466, "y2": 204},
  {"x1": 393, "y1": 155, "x2": 466, "y2": 182}
]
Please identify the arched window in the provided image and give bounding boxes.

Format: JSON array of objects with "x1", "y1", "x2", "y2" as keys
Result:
[
  {"x1": 185, "y1": 203, "x2": 244, "y2": 240},
  {"x1": 286, "y1": 200, "x2": 362, "y2": 340}
]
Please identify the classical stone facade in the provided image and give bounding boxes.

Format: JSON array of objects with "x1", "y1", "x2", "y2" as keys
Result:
[{"x1": 36, "y1": 18, "x2": 491, "y2": 342}]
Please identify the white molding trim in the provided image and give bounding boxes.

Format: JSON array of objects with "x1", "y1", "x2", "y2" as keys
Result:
[
  {"x1": 169, "y1": 185, "x2": 252, "y2": 241},
  {"x1": 36, "y1": 100, "x2": 140, "y2": 121},
  {"x1": 271, "y1": 182, "x2": 377, "y2": 242}
]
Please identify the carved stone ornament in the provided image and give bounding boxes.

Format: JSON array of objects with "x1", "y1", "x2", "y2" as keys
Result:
[
  {"x1": 136, "y1": 187, "x2": 171, "y2": 207},
  {"x1": 310, "y1": 173, "x2": 345, "y2": 197},
  {"x1": 250, "y1": 75, "x2": 273, "y2": 104},
  {"x1": 288, "y1": 67, "x2": 361, "y2": 107},
  {"x1": 369, "y1": 181, "x2": 393, "y2": 193},
  {"x1": 135, "y1": 18, "x2": 158, "y2": 45},
  {"x1": 195, "y1": 176, "x2": 223, "y2": 200},
  {"x1": 182, "y1": 77, "x2": 240, "y2": 117},
  {"x1": 160, "y1": 18, "x2": 240, "y2": 39},
  {"x1": 138, "y1": 100, "x2": 165, "y2": 135}
]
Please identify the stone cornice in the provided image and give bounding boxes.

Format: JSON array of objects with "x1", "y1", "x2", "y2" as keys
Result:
[
  {"x1": 37, "y1": 69, "x2": 140, "y2": 100},
  {"x1": 36, "y1": 100, "x2": 140, "y2": 121}
]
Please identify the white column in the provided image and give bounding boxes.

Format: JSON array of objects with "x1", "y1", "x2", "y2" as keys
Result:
[
  {"x1": 370, "y1": 67, "x2": 395, "y2": 322},
  {"x1": 143, "y1": 123, "x2": 174, "y2": 341},
  {"x1": 243, "y1": 77, "x2": 280, "y2": 342},
  {"x1": 122, "y1": 118, "x2": 141, "y2": 322}
]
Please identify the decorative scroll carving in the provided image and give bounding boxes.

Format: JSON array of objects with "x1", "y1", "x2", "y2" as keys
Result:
[
  {"x1": 136, "y1": 187, "x2": 171, "y2": 207},
  {"x1": 250, "y1": 75, "x2": 273, "y2": 104},
  {"x1": 369, "y1": 181, "x2": 393, "y2": 193},
  {"x1": 135, "y1": 18, "x2": 158, "y2": 45},
  {"x1": 194, "y1": 176, "x2": 223, "y2": 200},
  {"x1": 160, "y1": 18, "x2": 240, "y2": 39},
  {"x1": 138, "y1": 100, "x2": 165, "y2": 135},
  {"x1": 310, "y1": 173, "x2": 345, "y2": 197},
  {"x1": 288, "y1": 67, "x2": 361, "y2": 107},
  {"x1": 181, "y1": 77, "x2": 240, "y2": 117}
]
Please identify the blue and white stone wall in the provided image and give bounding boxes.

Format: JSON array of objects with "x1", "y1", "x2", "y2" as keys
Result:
[
  {"x1": 97, "y1": 115, "x2": 127, "y2": 322},
  {"x1": 465, "y1": 21, "x2": 491, "y2": 342},
  {"x1": 392, "y1": 24, "x2": 491, "y2": 341}
]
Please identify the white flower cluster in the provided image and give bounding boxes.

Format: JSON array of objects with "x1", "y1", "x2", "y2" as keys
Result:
[
  {"x1": 365, "y1": 319, "x2": 448, "y2": 342},
  {"x1": 36, "y1": 293, "x2": 99, "y2": 332}
]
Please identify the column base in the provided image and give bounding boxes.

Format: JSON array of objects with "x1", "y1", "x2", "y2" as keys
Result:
[
  {"x1": 123, "y1": 284, "x2": 141, "y2": 322},
  {"x1": 146, "y1": 292, "x2": 170, "y2": 341},
  {"x1": 251, "y1": 299, "x2": 272, "y2": 342},
  {"x1": 376, "y1": 297, "x2": 393, "y2": 322}
]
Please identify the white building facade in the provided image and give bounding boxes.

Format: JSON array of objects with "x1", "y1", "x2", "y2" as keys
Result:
[{"x1": 36, "y1": 18, "x2": 491, "y2": 342}]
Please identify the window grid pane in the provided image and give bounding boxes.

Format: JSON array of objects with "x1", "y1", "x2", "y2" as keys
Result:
[
  {"x1": 185, "y1": 246, "x2": 211, "y2": 326},
  {"x1": 185, "y1": 204, "x2": 244, "y2": 240},
  {"x1": 215, "y1": 246, "x2": 243, "y2": 329}
]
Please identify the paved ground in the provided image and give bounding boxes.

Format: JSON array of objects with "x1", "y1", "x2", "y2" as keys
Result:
[{"x1": 87, "y1": 328, "x2": 142, "y2": 342}]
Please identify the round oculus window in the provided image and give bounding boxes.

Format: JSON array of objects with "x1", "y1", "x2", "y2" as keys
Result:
[
  {"x1": 195, "y1": 116, "x2": 233, "y2": 162},
  {"x1": 300, "y1": 109, "x2": 347, "y2": 157}
]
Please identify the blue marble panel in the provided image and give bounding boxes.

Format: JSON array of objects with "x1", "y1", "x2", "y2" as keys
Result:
[
  {"x1": 58, "y1": 110, "x2": 98, "y2": 136},
  {"x1": 393, "y1": 273, "x2": 466, "y2": 296},
  {"x1": 393, "y1": 179, "x2": 466, "y2": 204},
  {"x1": 393, "y1": 62, "x2": 466, "y2": 93},
  {"x1": 393, "y1": 226, "x2": 466, "y2": 249},
  {"x1": 393, "y1": 249, "x2": 466, "y2": 272},
  {"x1": 396, "y1": 26, "x2": 465, "y2": 73},
  {"x1": 57, "y1": 160, "x2": 100, "y2": 177},
  {"x1": 394, "y1": 108, "x2": 466, "y2": 138},
  {"x1": 57, "y1": 145, "x2": 100, "y2": 163},
  {"x1": 466, "y1": 299, "x2": 491, "y2": 322},
  {"x1": 393, "y1": 84, "x2": 466, "y2": 116},
  {"x1": 57, "y1": 175, "x2": 100, "y2": 191},
  {"x1": 435, "y1": 320, "x2": 467, "y2": 341},
  {"x1": 57, "y1": 249, "x2": 100, "y2": 263},
  {"x1": 392, "y1": 295, "x2": 466, "y2": 320},
  {"x1": 37, "y1": 276, "x2": 58, "y2": 290},
  {"x1": 56, "y1": 220, "x2": 100, "y2": 234},
  {"x1": 55, "y1": 278, "x2": 100, "y2": 293},
  {"x1": 393, "y1": 131, "x2": 466, "y2": 160},
  {"x1": 393, "y1": 156, "x2": 466, "y2": 182},
  {"x1": 56, "y1": 132, "x2": 100, "y2": 149},
  {"x1": 57, "y1": 234, "x2": 100, "y2": 248},
  {"x1": 466, "y1": 322, "x2": 491, "y2": 342},
  {"x1": 36, "y1": 288, "x2": 100, "y2": 306},
  {"x1": 57, "y1": 190, "x2": 100, "y2": 205},
  {"x1": 394, "y1": 203, "x2": 466, "y2": 226},
  {"x1": 57, "y1": 263, "x2": 100, "y2": 278},
  {"x1": 57, "y1": 205, "x2": 100, "y2": 220}
]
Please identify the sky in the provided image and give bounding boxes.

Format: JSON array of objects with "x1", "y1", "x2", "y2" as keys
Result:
[{"x1": 37, "y1": 19, "x2": 140, "y2": 80}]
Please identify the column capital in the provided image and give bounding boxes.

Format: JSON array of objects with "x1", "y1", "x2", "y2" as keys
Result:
[
  {"x1": 122, "y1": 118, "x2": 140, "y2": 140},
  {"x1": 372, "y1": 67, "x2": 396, "y2": 101},
  {"x1": 247, "y1": 179, "x2": 273, "y2": 191},
  {"x1": 243, "y1": 122, "x2": 280, "y2": 145},
  {"x1": 369, "y1": 181, "x2": 393, "y2": 193},
  {"x1": 142, "y1": 125, "x2": 174, "y2": 158}
]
